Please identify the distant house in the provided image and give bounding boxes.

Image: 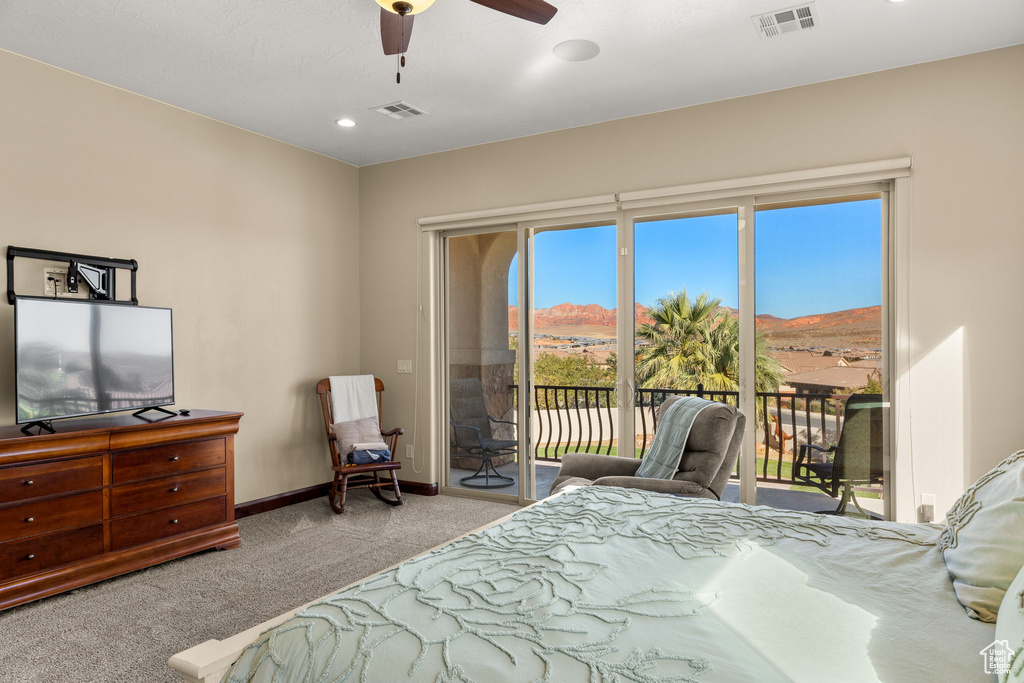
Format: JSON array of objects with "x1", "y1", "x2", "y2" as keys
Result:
[
  {"x1": 786, "y1": 367, "x2": 879, "y2": 394},
  {"x1": 770, "y1": 351, "x2": 850, "y2": 376}
]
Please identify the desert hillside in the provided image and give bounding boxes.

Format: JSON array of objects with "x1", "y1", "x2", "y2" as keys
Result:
[{"x1": 509, "y1": 303, "x2": 881, "y2": 350}]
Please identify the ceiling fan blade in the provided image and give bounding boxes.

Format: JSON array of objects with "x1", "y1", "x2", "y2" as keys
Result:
[
  {"x1": 469, "y1": 0, "x2": 557, "y2": 25},
  {"x1": 380, "y1": 8, "x2": 414, "y2": 55}
]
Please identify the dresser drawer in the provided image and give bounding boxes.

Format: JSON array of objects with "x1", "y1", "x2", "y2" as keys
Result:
[
  {"x1": 110, "y1": 496, "x2": 226, "y2": 551},
  {"x1": 0, "y1": 456, "x2": 103, "y2": 505},
  {"x1": 112, "y1": 439, "x2": 225, "y2": 484},
  {"x1": 0, "y1": 525, "x2": 104, "y2": 580},
  {"x1": 0, "y1": 491, "x2": 103, "y2": 543},
  {"x1": 111, "y1": 467, "x2": 226, "y2": 518}
]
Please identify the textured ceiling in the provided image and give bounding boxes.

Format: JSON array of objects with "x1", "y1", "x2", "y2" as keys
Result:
[{"x1": 1, "y1": 0, "x2": 1022, "y2": 167}]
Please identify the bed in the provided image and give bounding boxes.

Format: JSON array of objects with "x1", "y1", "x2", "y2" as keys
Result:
[{"x1": 169, "y1": 485, "x2": 999, "y2": 682}]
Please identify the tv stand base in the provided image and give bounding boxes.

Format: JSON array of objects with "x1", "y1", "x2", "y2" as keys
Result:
[
  {"x1": 132, "y1": 406, "x2": 178, "y2": 418},
  {"x1": 19, "y1": 420, "x2": 55, "y2": 436}
]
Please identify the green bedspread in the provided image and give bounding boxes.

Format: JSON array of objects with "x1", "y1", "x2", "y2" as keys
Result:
[{"x1": 223, "y1": 486, "x2": 994, "y2": 682}]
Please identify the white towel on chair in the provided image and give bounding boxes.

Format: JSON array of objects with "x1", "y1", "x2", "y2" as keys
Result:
[{"x1": 329, "y1": 375, "x2": 378, "y2": 424}]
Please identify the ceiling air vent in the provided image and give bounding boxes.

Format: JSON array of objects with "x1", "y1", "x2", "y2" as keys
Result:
[
  {"x1": 372, "y1": 101, "x2": 428, "y2": 120},
  {"x1": 753, "y1": 2, "x2": 818, "y2": 39}
]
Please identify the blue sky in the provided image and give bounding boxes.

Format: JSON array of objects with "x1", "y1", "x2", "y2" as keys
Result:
[{"x1": 509, "y1": 199, "x2": 882, "y2": 319}]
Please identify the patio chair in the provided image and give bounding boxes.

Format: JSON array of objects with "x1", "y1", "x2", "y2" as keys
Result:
[
  {"x1": 793, "y1": 393, "x2": 883, "y2": 518},
  {"x1": 450, "y1": 378, "x2": 517, "y2": 489},
  {"x1": 550, "y1": 396, "x2": 745, "y2": 500},
  {"x1": 317, "y1": 376, "x2": 403, "y2": 513}
]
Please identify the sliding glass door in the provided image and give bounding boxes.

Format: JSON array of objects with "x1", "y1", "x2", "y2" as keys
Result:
[
  {"x1": 442, "y1": 219, "x2": 622, "y2": 504},
  {"x1": 444, "y1": 228, "x2": 522, "y2": 501},
  {"x1": 753, "y1": 194, "x2": 889, "y2": 517},
  {"x1": 526, "y1": 223, "x2": 619, "y2": 499},
  {"x1": 631, "y1": 211, "x2": 742, "y2": 498},
  {"x1": 441, "y1": 188, "x2": 891, "y2": 516}
]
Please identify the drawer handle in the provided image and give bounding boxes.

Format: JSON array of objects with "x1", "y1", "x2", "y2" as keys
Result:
[
  {"x1": 25, "y1": 517, "x2": 34, "y2": 523},
  {"x1": 171, "y1": 519, "x2": 179, "y2": 524},
  {"x1": 170, "y1": 487, "x2": 180, "y2": 493},
  {"x1": 24, "y1": 480, "x2": 34, "y2": 486},
  {"x1": 170, "y1": 456, "x2": 179, "y2": 462},
  {"x1": 26, "y1": 554, "x2": 35, "y2": 560}
]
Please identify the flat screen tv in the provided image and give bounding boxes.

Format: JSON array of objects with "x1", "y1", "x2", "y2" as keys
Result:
[{"x1": 15, "y1": 297, "x2": 174, "y2": 425}]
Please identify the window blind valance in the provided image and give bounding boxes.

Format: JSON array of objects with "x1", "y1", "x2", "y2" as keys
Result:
[{"x1": 417, "y1": 158, "x2": 911, "y2": 231}]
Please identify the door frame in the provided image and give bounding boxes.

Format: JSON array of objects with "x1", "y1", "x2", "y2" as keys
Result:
[{"x1": 427, "y1": 161, "x2": 910, "y2": 518}]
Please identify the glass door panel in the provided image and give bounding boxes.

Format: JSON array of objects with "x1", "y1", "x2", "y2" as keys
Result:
[
  {"x1": 521, "y1": 224, "x2": 619, "y2": 500},
  {"x1": 444, "y1": 230, "x2": 521, "y2": 500},
  {"x1": 753, "y1": 196, "x2": 888, "y2": 518},
  {"x1": 632, "y1": 212, "x2": 741, "y2": 498}
]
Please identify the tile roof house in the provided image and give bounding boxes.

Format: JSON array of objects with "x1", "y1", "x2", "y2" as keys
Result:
[{"x1": 785, "y1": 367, "x2": 880, "y2": 394}]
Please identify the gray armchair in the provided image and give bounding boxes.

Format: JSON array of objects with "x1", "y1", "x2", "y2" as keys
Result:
[{"x1": 550, "y1": 396, "x2": 745, "y2": 500}]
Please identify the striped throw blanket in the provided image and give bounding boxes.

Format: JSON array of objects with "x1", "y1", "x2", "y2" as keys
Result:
[{"x1": 635, "y1": 396, "x2": 715, "y2": 479}]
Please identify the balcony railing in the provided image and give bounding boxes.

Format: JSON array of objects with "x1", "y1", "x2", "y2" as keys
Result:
[{"x1": 514, "y1": 384, "x2": 855, "y2": 485}]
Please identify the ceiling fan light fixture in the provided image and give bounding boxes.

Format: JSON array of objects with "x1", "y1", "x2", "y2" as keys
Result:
[{"x1": 375, "y1": 0, "x2": 434, "y2": 15}]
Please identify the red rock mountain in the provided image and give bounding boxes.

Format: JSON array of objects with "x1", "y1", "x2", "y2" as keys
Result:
[
  {"x1": 509, "y1": 303, "x2": 882, "y2": 348},
  {"x1": 509, "y1": 303, "x2": 652, "y2": 330},
  {"x1": 753, "y1": 306, "x2": 881, "y2": 333}
]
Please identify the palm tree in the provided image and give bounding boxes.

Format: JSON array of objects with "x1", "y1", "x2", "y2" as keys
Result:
[{"x1": 635, "y1": 289, "x2": 782, "y2": 395}]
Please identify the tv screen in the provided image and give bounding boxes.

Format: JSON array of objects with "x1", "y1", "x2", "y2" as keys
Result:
[{"x1": 15, "y1": 298, "x2": 174, "y2": 424}]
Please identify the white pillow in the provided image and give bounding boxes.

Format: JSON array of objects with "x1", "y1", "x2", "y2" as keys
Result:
[
  {"x1": 994, "y1": 564, "x2": 1024, "y2": 682},
  {"x1": 332, "y1": 416, "x2": 387, "y2": 456},
  {"x1": 941, "y1": 449, "x2": 1024, "y2": 623}
]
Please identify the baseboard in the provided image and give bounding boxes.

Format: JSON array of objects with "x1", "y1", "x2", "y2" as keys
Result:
[
  {"x1": 235, "y1": 482, "x2": 329, "y2": 518},
  {"x1": 399, "y1": 480, "x2": 439, "y2": 496},
  {"x1": 235, "y1": 479, "x2": 439, "y2": 518}
]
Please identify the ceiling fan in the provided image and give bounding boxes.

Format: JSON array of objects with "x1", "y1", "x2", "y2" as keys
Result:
[{"x1": 376, "y1": 0, "x2": 558, "y2": 81}]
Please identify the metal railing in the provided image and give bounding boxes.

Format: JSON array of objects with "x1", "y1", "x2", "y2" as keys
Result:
[
  {"x1": 512, "y1": 383, "x2": 855, "y2": 484},
  {"x1": 531, "y1": 385, "x2": 617, "y2": 457},
  {"x1": 754, "y1": 391, "x2": 850, "y2": 481}
]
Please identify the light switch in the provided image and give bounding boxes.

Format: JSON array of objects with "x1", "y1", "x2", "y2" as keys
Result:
[{"x1": 397, "y1": 360, "x2": 413, "y2": 374}]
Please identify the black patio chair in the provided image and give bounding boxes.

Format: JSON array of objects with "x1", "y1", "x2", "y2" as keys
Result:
[
  {"x1": 794, "y1": 393, "x2": 884, "y2": 518},
  {"x1": 449, "y1": 378, "x2": 517, "y2": 489}
]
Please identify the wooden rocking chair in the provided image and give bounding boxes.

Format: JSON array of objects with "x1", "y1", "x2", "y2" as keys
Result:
[{"x1": 316, "y1": 377, "x2": 403, "y2": 514}]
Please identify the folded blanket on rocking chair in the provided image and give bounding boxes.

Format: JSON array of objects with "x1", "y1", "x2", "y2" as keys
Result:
[
  {"x1": 332, "y1": 416, "x2": 392, "y2": 465},
  {"x1": 349, "y1": 448, "x2": 392, "y2": 465}
]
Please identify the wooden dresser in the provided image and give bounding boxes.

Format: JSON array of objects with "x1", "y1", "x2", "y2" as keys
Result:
[{"x1": 0, "y1": 410, "x2": 242, "y2": 610}]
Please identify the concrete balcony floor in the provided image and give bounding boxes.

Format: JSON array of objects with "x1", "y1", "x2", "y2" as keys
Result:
[{"x1": 448, "y1": 459, "x2": 884, "y2": 517}]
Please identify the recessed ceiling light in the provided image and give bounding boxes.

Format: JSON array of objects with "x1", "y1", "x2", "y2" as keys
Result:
[
  {"x1": 553, "y1": 39, "x2": 600, "y2": 62},
  {"x1": 885, "y1": 0, "x2": 906, "y2": 3},
  {"x1": 336, "y1": 118, "x2": 356, "y2": 127}
]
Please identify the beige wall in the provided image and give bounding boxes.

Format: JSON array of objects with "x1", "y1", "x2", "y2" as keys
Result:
[
  {"x1": 359, "y1": 46, "x2": 1024, "y2": 521},
  {"x1": 3, "y1": 44, "x2": 1021, "y2": 518},
  {"x1": 0, "y1": 49, "x2": 361, "y2": 503}
]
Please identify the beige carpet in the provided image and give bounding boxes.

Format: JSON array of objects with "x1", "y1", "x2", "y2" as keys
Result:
[{"x1": 0, "y1": 490, "x2": 519, "y2": 683}]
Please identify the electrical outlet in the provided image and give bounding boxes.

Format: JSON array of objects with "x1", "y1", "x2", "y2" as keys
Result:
[
  {"x1": 406, "y1": 444, "x2": 414, "y2": 462},
  {"x1": 397, "y1": 360, "x2": 413, "y2": 374},
  {"x1": 920, "y1": 493, "x2": 936, "y2": 523},
  {"x1": 43, "y1": 268, "x2": 69, "y2": 296}
]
